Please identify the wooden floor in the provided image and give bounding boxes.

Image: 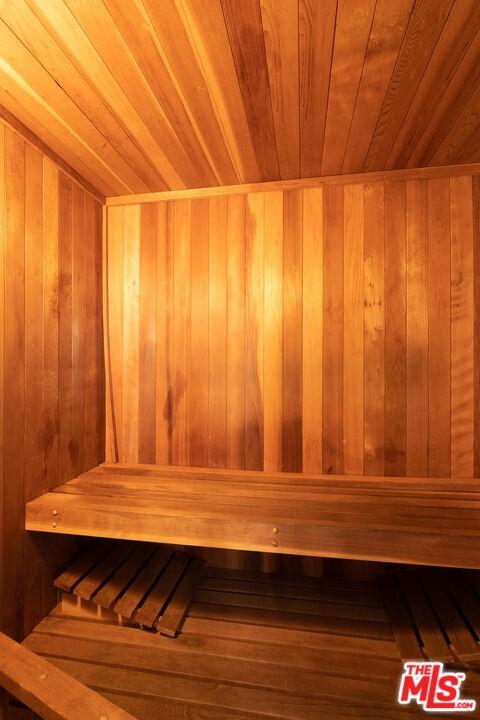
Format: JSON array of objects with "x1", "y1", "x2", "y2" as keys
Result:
[
  {"x1": 21, "y1": 565, "x2": 448, "y2": 720},
  {"x1": 26, "y1": 463, "x2": 480, "y2": 569}
]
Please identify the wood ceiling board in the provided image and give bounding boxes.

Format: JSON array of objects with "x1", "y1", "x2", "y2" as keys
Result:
[
  {"x1": 0, "y1": 0, "x2": 159, "y2": 193},
  {"x1": 103, "y1": 0, "x2": 219, "y2": 188},
  {"x1": 25, "y1": 0, "x2": 176, "y2": 189},
  {"x1": 0, "y1": 20, "x2": 134, "y2": 195},
  {"x1": 387, "y1": 0, "x2": 480, "y2": 169},
  {"x1": 64, "y1": 0, "x2": 206, "y2": 190},
  {"x1": 180, "y1": 0, "x2": 260, "y2": 183},
  {"x1": 363, "y1": 0, "x2": 456, "y2": 172},
  {"x1": 321, "y1": 0, "x2": 377, "y2": 176},
  {"x1": 0, "y1": 68, "x2": 115, "y2": 197},
  {"x1": 0, "y1": 0, "x2": 479, "y2": 193}
]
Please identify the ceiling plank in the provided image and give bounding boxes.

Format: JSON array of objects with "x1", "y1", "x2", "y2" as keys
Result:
[
  {"x1": 180, "y1": 0, "x2": 260, "y2": 184},
  {"x1": 321, "y1": 0, "x2": 376, "y2": 176},
  {"x1": 90, "y1": 0, "x2": 218, "y2": 189},
  {"x1": 388, "y1": 0, "x2": 480, "y2": 169},
  {"x1": 1, "y1": 0, "x2": 169, "y2": 192},
  {"x1": 298, "y1": 0, "x2": 337, "y2": 177},
  {"x1": 0, "y1": 59, "x2": 117, "y2": 196},
  {"x1": 221, "y1": 0, "x2": 279, "y2": 181},
  {"x1": 405, "y1": 25, "x2": 480, "y2": 168},
  {"x1": 25, "y1": 0, "x2": 182, "y2": 189},
  {"x1": 363, "y1": 0, "x2": 456, "y2": 172},
  {"x1": 0, "y1": 0, "x2": 478, "y2": 194},
  {"x1": 431, "y1": 83, "x2": 480, "y2": 166},
  {"x1": 143, "y1": 0, "x2": 239, "y2": 185},
  {"x1": 0, "y1": 18, "x2": 138, "y2": 195},
  {"x1": 260, "y1": 0, "x2": 299, "y2": 180},
  {"x1": 342, "y1": 0, "x2": 414, "y2": 174}
]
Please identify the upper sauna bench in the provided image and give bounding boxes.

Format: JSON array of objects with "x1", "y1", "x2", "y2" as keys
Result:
[{"x1": 25, "y1": 463, "x2": 480, "y2": 569}]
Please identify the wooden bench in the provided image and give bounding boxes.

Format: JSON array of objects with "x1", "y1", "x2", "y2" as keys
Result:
[{"x1": 25, "y1": 463, "x2": 480, "y2": 569}]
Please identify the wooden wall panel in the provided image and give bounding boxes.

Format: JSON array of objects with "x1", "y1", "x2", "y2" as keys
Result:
[
  {"x1": 107, "y1": 169, "x2": 480, "y2": 573},
  {"x1": 0, "y1": 118, "x2": 104, "y2": 640}
]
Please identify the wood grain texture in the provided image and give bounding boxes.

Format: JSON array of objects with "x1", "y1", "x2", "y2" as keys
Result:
[
  {"x1": 450, "y1": 176, "x2": 475, "y2": 478},
  {"x1": 428, "y1": 178, "x2": 451, "y2": 477},
  {"x1": 385, "y1": 182, "x2": 406, "y2": 476},
  {"x1": 22, "y1": 570, "x2": 417, "y2": 720},
  {"x1": 343, "y1": 184, "x2": 364, "y2": 475},
  {"x1": 0, "y1": 118, "x2": 104, "y2": 640},
  {"x1": 322, "y1": 186, "x2": 344, "y2": 475},
  {"x1": 0, "y1": 1, "x2": 480, "y2": 194},
  {"x1": 107, "y1": 171, "x2": 480, "y2": 489},
  {"x1": 406, "y1": 179, "x2": 429, "y2": 477},
  {"x1": 26, "y1": 463, "x2": 480, "y2": 568},
  {"x1": 0, "y1": 630, "x2": 135, "y2": 720},
  {"x1": 474, "y1": 176, "x2": 480, "y2": 478}
]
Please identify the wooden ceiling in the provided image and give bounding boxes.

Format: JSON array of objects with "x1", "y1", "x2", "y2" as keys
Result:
[{"x1": 1, "y1": 0, "x2": 480, "y2": 196}]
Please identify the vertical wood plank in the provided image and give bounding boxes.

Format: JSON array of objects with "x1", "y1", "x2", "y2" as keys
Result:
[
  {"x1": 42, "y1": 159, "x2": 59, "y2": 491},
  {"x1": 385, "y1": 181, "x2": 407, "y2": 476},
  {"x1": 106, "y1": 206, "x2": 124, "y2": 463},
  {"x1": 323, "y1": 185, "x2": 343, "y2": 474},
  {"x1": 473, "y1": 176, "x2": 480, "y2": 478},
  {"x1": 302, "y1": 187, "x2": 323, "y2": 474},
  {"x1": 72, "y1": 185, "x2": 86, "y2": 473},
  {"x1": 4, "y1": 128, "x2": 25, "y2": 640},
  {"x1": 172, "y1": 200, "x2": 191, "y2": 466},
  {"x1": 428, "y1": 178, "x2": 451, "y2": 477},
  {"x1": 450, "y1": 176, "x2": 475, "y2": 478},
  {"x1": 363, "y1": 183, "x2": 386, "y2": 476},
  {"x1": 121, "y1": 205, "x2": 140, "y2": 463},
  {"x1": 263, "y1": 191, "x2": 283, "y2": 472},
  {"x1": 58, "y1": 173, "x2": 73, "y2": 484},
  {"x1": 138, "y1": 204, "x2": 157, "y2": 464},
  {"x1": 155, "y1": 203, "x2": 172, "y2": 465},
  {"x1": 208, "y1": 197, "x2": 227, "y2": 468},
  {"x1": 245, "y1": 193, "x2": 264, "y2": 470},
  {"x1": 24, "y1": 144, "x2": 43, "y2": 636},
  {"x1": 84, "y1": 195, "x2": 103, "y2": 468},
  {"x1": 226, "y1": 195, "x2": 246, "y2": 469},
  {"x1": 190, "y1": 199, "x2": 209, "y2": 468},
  {"x1": 95, "y1": 201, "x2": 105, "y2": 465},
  {"x1": 0, "y1": 125, "x2": 5, "y2": 631},
  {"x1": 406, "y1": 179, "x2": 429, "y2": 476},
  {"x1": 282, "y1": 190, "x2": 303, "y2": 472},
  {"x1": 102, "y1": 204, "x2": 111, "y2": 464},
  {"x1": 343, "y1": 184, "x2": 364, "y2": 475}
]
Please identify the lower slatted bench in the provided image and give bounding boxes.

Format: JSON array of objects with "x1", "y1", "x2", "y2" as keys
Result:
[{"x1": 25, "y1": 463, "x2": 480, "y2": 569}]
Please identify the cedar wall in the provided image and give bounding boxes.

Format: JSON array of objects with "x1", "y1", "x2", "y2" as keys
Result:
[
  {"x1": 106, "y1": 174, "x2": 480, "y2": 574},
  {"x1": 0, "y1": 120, "x2": 104, "y2": 639}
]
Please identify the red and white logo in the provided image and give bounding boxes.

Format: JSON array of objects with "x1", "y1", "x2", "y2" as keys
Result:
[{"x1": 398, "y1": 662, "x2": 476, "y2": 712}]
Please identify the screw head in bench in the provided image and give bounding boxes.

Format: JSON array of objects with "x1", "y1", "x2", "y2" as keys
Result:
[
  {"x1": 272, "y1": 527, "x2": 279, "y2": 535},
  {"x1": 272, "y1": 540, "x2": 278, "y2": 547},
  {"x1": 52, "y1": 509, "x2": 58, "y2": 516},
  {"x1": 39, "y1": 673, "x2": 47, "y2": 681},
  {"x1": 52, "y1": 522, "x2": 57, "y2": 528}
]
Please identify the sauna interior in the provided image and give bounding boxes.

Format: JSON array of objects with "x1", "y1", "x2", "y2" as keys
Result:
[{"x1": 1, "y1": 0, "x2": 480, "y2": 718}]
